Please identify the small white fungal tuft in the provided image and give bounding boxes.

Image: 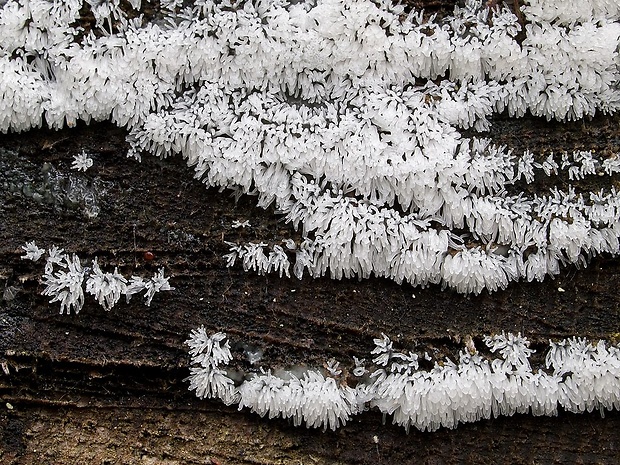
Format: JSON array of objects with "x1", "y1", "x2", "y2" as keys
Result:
[
  {"x1": 71, "y1": 150, "x2": 94, "y2": 172},
  {"x1": 20, "y1": 241, "x2": 45, "y2": 262}
]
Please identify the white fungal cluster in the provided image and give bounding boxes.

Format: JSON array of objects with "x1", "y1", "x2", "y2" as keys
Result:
[
  {"x1": 2, "y1": 0, "x2": 620, "y2": 293},
  {"x1": 223, "y1": 241, "x2": 294, "y2": 278},
  {"x1": 185, "y1": 330, "x2": 239, "y2": 405},
  {"x1": 21, "y1": 242, "x2": 174, "y2": 313},
  {"x1": 186, "y1": 329, "x2": 620, "y2": 432},
  {"x1": 71, "y1": 150, "x2": 94, "y2": 172}
]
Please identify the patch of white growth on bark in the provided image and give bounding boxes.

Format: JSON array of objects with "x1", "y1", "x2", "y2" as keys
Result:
[
  {"x1": 2, "y1": 0, "x2": 620, "y2": 293},
  {"x1": 186, "y1": 329, "x2": 620, "y2": 432},
  {"x1": 22, "y1": 242, "x2": 174, "y2": 314}
]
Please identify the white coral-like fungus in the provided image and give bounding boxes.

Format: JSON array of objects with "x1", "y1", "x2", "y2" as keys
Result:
[
  {"x1": 186, "y1": 365, "x2": 239, "y2": 406},
  {"x1": 20, "y1": 241, "x2": 45, "y2": 262},
  {"x1": 71, "y1": 150, "x2": 94, "y2": 172},
  {"x1": 26, "y1": 243, "x2": 173, "y2": 312},
  {"x1": 125, "y1": 268, "x2": 174, "y2": 306},
  {"x1": 186, "y1": 329, "x2": 233, "y2": 367},
  {"x1": 85, "y1": 258, "x2": 127, "y2": 311},
  {"x1": 4, "y1": 0, "x2": 620, "y2": 293},
  {"x1": 42, "y1": 253, "x2": 86, "y2": 315},
  {"x1": 236, "y1": 369, "x2": 364, "y2": 431},
  {"x1": 185, "y1": 328, "x2": 238, "y2": 405},
  {"x1": 187, "y1": 329, "x2": 620, "y2": 433}
]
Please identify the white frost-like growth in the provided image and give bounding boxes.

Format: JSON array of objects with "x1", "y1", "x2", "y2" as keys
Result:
[
  {"x1": 224, "y1": 241, "x2": 291, "y2": 278},
  {"x1": 125, "y1": 268, "x2": 175, "y2": 306},
  {"x1": 28, "y1": 243, "x2": 173, "y2": 313},
  {"x1": 522, "y1": 0, "x2": 620, "y2": 24},
  {"x1": 237, "y1": 369, "x2": 364, "y2": 431},
  {"x1": 185, "y1": 328, "x2": 239, "y2": 406},
  {"x1": 20, "y1": 241, "x2": 45, "y2": 262},
  {"x1": 186, "y1": 329, "x2": 620, "y2": 432},
  {"x1": 71, "y1": 150, "x2": 94, "y2": 172},
  {"x1": 42, "y1": 252, "x2": 86, "y2": 315},
  {"x1": 3, "y1": 0, "x2": 620, "y2": 293},
  {"x1": 85, "y1": 258, "x2": 127, "y2": 311},
  {"x1": 186, "y1": 328, "x2": 366, "y2": 431}
]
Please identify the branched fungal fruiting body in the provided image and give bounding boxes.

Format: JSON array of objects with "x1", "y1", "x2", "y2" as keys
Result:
[
  {"x1": 22, "y1": 242, "x2": 174, "y2": 313},
  {"x1": 3, "y1": 0, "x2": 618, "y2": 293},
  {"x1": 186, "y1": 329, "x2": 620, "y2": 432}
]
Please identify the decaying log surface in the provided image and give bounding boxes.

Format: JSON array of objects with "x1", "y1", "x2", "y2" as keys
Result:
[
  {"x1": 1, "y1": 113, "x2": 620, "y2": 464},
  {"x1": 2, "y1": 0, "x2": 620, "y2": 461}
]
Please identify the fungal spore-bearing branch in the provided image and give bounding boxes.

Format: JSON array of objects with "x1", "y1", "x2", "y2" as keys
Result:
[{"x1": 2, "y1": 0, "x2": 620, "y2": 292}]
